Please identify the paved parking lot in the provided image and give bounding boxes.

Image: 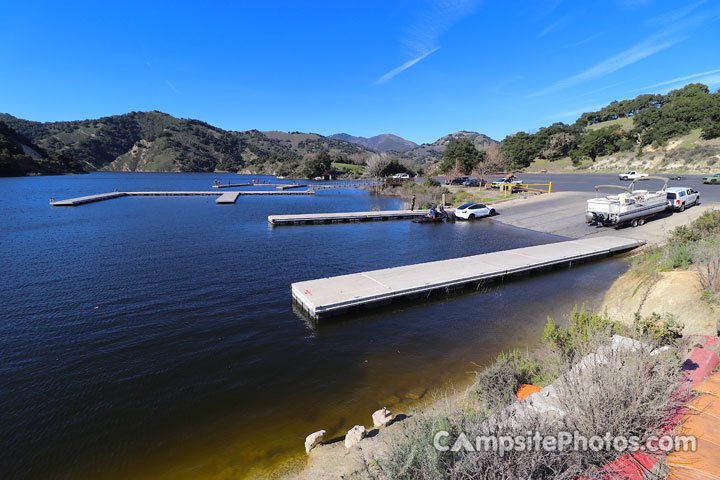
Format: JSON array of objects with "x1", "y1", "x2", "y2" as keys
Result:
[{"x1": 487, "y1": 172, "x2": 718, "y2": 245}]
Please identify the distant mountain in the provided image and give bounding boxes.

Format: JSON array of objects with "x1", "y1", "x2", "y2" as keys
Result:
[
  {"x1": 401, "y1": 131, "x2": 499, "y2": 165},
  {"x1": 0, "y1": 112, "x2": 374, "y2": 175},
  {"x1": 329, "y1": 133, "x2": 418, "y2": 152},
  {"x1": 0, "y1": 120, "x2": 84, "y2": 176}
]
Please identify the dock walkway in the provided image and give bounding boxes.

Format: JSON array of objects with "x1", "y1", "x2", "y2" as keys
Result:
[
  {"x1": 51, "y1": 190, "x2": 314, "y2": 206},
  {"x1": 216, "y1": 191, "x2": 241, "y2": 204},
  {"x1": 292, "y1": 236, "x2": 644, "y2": 319},
  {"x1": 268, "y1": 209, "x2": 451, "y2": 225}
]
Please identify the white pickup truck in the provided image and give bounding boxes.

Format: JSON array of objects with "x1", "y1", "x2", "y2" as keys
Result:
[
  {"x1": 490, "y1": 176, "x2": 523, "y2": 188},
  {"x1": 618, "y1": 171, "x2": 648, "y2": 181}
]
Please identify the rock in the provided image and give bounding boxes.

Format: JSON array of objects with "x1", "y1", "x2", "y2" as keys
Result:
[
  {"x1": 404, "y1": 387, "x2": 426, "y2": 400},
  {"x1": 304, "y1": 430, "x2": 325, "y2": 454},
  {"x1": 344, "y1": 425, "x2": 366, "y2": 448},
  {"x1": 372, "y1": 407, "x2": 392, "y2": 427}
]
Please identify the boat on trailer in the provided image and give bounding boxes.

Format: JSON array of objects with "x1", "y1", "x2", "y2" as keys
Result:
[{"x1": 586, "y1": 176, "x2": 670, "y2": 227}]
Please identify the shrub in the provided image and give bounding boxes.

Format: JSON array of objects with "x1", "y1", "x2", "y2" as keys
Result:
[
  {"x1": 668, "y1": 225, "x2": 701, "y2": 245},
  {"x1": 543, "y1": 306, "x2": 620, "y2": 362},
  {"x1": 424, "y1": 177, "x2": 440, "y2": 187},
  {"x1": 691, "y1": 210, "x2": 720, "y2": 237},
  {"x1": 694, "y1": 235, "x2": 720, "y2": 293},
  {"x1": 633, "y1": 312, "x2": 684, "y2": 345},
  {"x1": 667, "y1": 242, "x2": 694, "y2": 269},
  {"x1": 556, "y1": 341, "x2": 687, "y2": 470},
  {"x1": 473, "y1": 349, "x2": 546, "y2": 412}
]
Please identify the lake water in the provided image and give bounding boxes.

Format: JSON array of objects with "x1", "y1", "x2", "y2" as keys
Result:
[{"x1": 0, "y1": 172, "x2": 629, "y2": 479}]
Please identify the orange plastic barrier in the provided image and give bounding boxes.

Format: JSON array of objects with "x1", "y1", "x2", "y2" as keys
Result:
[
  {"x1": 665, "y1": 369, "x2": 720, "y2": 479},
  {"x1": 516, "y1": 384, "x2": 542, "y2": 401}
]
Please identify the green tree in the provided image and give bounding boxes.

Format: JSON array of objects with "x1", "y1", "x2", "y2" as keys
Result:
[
  {"x1": 300, "y1": 151, "x2": 332, "y2": 178},
  {"x1": 438, "y1": 138, "x2": 486, "y2": 174},
  {"x1": 500, "y1": 132, "x2": 538, "y2": 170}
]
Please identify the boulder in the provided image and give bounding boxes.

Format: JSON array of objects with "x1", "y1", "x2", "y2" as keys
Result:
[
  {"x1": 344, "y1": 425, "x2": 366, "y2": 448},
  {"x1": 304, "y1": 430, "x2": 325, "y2": 454},
  {"x1": 372, "y1": 407, "x2": 392, "y2": 427}
]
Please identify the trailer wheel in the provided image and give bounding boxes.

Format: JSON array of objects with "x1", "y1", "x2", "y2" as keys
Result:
[
  {"x1": 631, "y1": 219, "x2": 638, "y2": 227},
  {"x1": 638, "y1": 218, "x2": 646, "y2": 226}
]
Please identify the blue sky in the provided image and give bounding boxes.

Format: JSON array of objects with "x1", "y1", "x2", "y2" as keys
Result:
[{"x1": 1, "y1": 0, "x2": 719, "y2": 144}]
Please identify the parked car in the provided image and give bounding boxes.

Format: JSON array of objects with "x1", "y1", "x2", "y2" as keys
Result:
[
  {"x1": 463, "y1": 178, "x2": 480, "y2": 187},
  {"x1": 455, "y1": 202, "x2": 495, "y2": 220},
  {"x1": 490, "y1": 176, "x2": 523, "y2": 188},
  {"x1": 618, "y1": 171, "x2": 648, "y2": 181},
  {"x1": 703, "y1": 173, "x2": 720, "y2": 184},
  {"x1": 389, "y1": 173, "x2": 410, "y2": 179},
  {"x1": 446, "y1": 176, "x2": 469, "y2": 185},
  {"x1": 666, "y1": 187, "x2": 699, "y2": 211}
]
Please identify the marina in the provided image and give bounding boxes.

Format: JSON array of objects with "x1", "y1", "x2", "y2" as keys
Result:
[{"x1": 292, "y1": 235, "x2": 644, "y2": 318}]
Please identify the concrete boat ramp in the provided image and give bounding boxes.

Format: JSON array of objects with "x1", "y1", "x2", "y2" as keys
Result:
[
  {"x1": 292, "y1": 236, "x2": 644, "y2": 319},
  {"x1": 50, "y1": 190, "x2": 314, "y2": 206}
]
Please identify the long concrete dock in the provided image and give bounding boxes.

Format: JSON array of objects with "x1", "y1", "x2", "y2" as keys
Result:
[
  {"x1": 268, "y1": 209, "x2": 450, "y2": 225},
  {"x1": 291, "y1": 236, "x2": 644, "y2": 319},
  {"x1": 50, "y1": 192, "x2": 129, "y2": 206},
  {"x1": 51, "y1": 190, "x2": 314, "y2": 206},
  {"x1": 212, "y1": 183, "x2": 254, "y2": 188}
]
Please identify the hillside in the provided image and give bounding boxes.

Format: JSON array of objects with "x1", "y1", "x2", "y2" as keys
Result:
[
  {"x1": 0, "y1": 120, "x2": 85, "y2": 176},
  {"x1": 0, "y1": 111, "x2": 502, "y2": 176},
  {"x1": 502, "y1": 82, "x2": 720, "y2": 173},
  {"x1": 328, "y1": 133, "x2": 417, "y2": 152},
  {"x1": 402, "y1": 131, "x2": 499, "y2": 165},
  {"x1": 0, "y1": 112, "x2": 376, "y2": 176}
]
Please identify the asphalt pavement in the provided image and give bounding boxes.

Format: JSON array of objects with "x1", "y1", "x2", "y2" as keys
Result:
[
  {"x1": 485, "y1": 173, "x2": 720, "y2": 245},
  {"x1": 517, "y1": 173, "x2": 720, "y2": 206}
]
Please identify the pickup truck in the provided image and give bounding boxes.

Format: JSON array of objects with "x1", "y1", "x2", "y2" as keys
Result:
[
  {"x1": 618, "y1": 171, "x2": 648, "y2": 181},
  {"x1": 490, "y1": 176, "x2": 523, "y2": 188},
  {"x1": 666, "y1": 187, "x2": 700, "y2": 212},
  {"x1": 703, "y1": 173, "x2": 720, "y2": 184}
]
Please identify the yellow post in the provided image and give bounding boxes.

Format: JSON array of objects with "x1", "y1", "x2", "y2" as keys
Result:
[{"x1": 548, "y1": 181, "x2": 552, "y2": 194}]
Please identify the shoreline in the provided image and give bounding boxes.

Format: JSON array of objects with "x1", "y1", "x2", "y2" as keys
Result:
[{"x1": 278, "y1": 198, "x2": 719, "y2": 479}]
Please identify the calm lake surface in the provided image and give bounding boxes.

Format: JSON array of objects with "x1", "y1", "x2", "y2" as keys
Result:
[{"x1": 0, "y1": 172, "x2": 629, "y2": 479}]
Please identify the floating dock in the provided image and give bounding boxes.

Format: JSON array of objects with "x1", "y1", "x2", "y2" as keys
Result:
[
  {"x1": 268, "y1": 209, "x2": 446, "y2": 225},
  {"x1": 212, "y1": 183, "x2": 254, "y2": 188},
  {"x1": 291, "y1": 236, "x2": 644, "y2": 319},
  {"x1": 51, "y1": 190, "x2": 314, "y2": 206},
  {"x1": 216, "y1": 191, "x2": 241, "y2": 204},
  {"x1": 49, "y1": 192, "x2": 129, "y2": 206}
]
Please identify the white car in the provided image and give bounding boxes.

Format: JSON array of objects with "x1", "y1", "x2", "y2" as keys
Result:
[
  {"x1": 390, "y1": 173, "x2": 410, "y2": 179},
  {"x1": 618, "y1": 171, "x2": 648, "y2": 181},
  {"x1": 455, "y1": 202, "x2": 495, "y2": 220},
  {"x1": 666, "y1": 187, "x2": 699, "y2": 211}
]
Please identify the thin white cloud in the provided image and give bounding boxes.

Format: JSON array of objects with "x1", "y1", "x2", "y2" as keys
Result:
[
  {"x1": 165, "y1": 80, "x2": 179, "y2": 94},
  {"x1": 631, "y1": 68, "x2": 720, "y2": 92},
  {"x1": 644, "y1": 73, "x2": 720, "y2": 95},
  {"x1": 375, "y1": 47, "x2": 441, "y2": 84},
  {"x1": 400, "y1": 0, "x2": 480, "y2": 56},
  {"x1": 647, "y1": 0, "x2": 707, "y2": 25},
  {"x1": 566, "y1": 33, "x2": 601, "y2": 48},
  {"x1": 530, "y1": 33, "x2": 683, "y2": 97},
  {"x1": 376, "y1": 0, "x2": 478, "y2": 84},
  {"x1": 538, "y1": 15, "x2": 571, "y2": 37}
]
